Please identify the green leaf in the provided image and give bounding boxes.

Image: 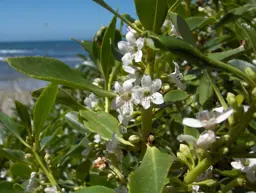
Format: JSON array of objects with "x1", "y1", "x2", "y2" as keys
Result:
[
  {"x1": 169, "y1": 12, "x2": 196, "y2": 46},
  {"x1": 0, "y1": 148, "x2": 29, "y2": 164},
  {"x1": 214, "y1": 169, "x2": 241, "y2": 177},
  {"x1": 73, "y1": 186, "x2": 115, "y2": 193},
  {"x1": 14, "y1": 101, "x2": 32, "y2": 135},
  {"x1": 236, "y1": 23, "x2": 256, "y2": 55},
  {"x1": 186, "y1": 17, "x2": 216, "y2": 31},
  {"x1": 76, "y1": 160, "x2": 91, "y2": 180},
  {"x1": 0, "y1": 112, "x2": 29, "y2": 148},
  {"x1": 216, "y1": 4, "x2": 256, "y2": 27},
  {"x1": 184, "y1": 126, "x2": 200, "y2": 138},
  {"x1": 207, "y1": 46, "x2": 245, "y2": 61},
  {"x1": 4, "y1": 57, "x2": 115, "y2": 97},
  {"x1": 10, "y1": 162, "x2": 32, "y2": 179},
  {"x1": 32, "y1": 87, "x2": 85, "y2": 111},
  {"x1": 80, "y1": 110, "x2": 120, "y2": 140},
  {"x1": 164, "y1": 90, "x2": 189, "y2": 102},
  {"x1": 72, "y1": 38, "x2": 92, "y2": 54},
  {"x1": 228, "y1": 59, "x2": 256, "y2": 72},
  {"x1": 101, "y1": 16, "x2": 117, "y2": 81},
  {"x1": 128, "y1": 146, "x2": 174, "y2": 193},
  {"x1": 134, "y1": 0, "x2": 168, "y2": 32},
  {"x1": 0, "y1": 182, "x2": 19, "y2": 193},
  {"x1": 33, "y1": 83, "x2": 58, "y2": 142},
  {"x1": 65, "y1": 112, "x2": 89, "y2": 133},
  {"x1": 198, "y1": 72, "x2": 213, "y2": 106}
]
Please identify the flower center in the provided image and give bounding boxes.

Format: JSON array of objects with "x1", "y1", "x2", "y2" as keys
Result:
[{"x1": 121, "y1": 92, "x2": 132, "y2": 101}]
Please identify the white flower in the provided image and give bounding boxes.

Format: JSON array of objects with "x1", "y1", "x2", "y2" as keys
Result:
[
  {"x1": 118, "y1": 27, "x2": 144, "y2": 71},
  {"x1": 106, "y1": 134, "x2": 123, "y2": 161},
  {"x1": 196, "y1": 130, "x2": 216, "y2": 150},
  {"x1": 168, "y1": 62, "x2": 186, "y2": 90},
  {"x1": 117, "y1": 109, "x2": 133, "y2": 127},
  {"x1": 94, "y1": 134, "x2": 101, "y2": 143},
  {"x1": 84, "y1": 93, "x2": 98, "y2": 109},
  {"x1": 93, "y1": 157, "x2": 107, "y2": 170},
  {"x1": 192, "y1": 185, "x2": 204, "y2": 193},
  {"x1": 182, "y1": 107, "x2": 234, "y2": 129},
  {"x1": 231, "y1": 158, "x2": 256, "y2": 182},
  {"x1": 26, "y1": 172, "x2": 37, "y2": 193},
  {"x1": 133, "y1": 75, "x2": 164, "y2": 109},
  {"x1": 44, "y1": 186, "x2": 58, "y2": 193},
  {"x1": 112, "y1": 79, "x2": 140, "y2": 115},
  {"x1": 177, "y1": 131, "x2": 216, "y2": 150}
]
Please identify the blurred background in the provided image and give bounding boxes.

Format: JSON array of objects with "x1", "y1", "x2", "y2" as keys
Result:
[
  {"x1": 0, "y1": 0, "x2": 136, "y2": 89},
  {"x1": 0, "y1": 0, "x2": 135, "y2": 114}
]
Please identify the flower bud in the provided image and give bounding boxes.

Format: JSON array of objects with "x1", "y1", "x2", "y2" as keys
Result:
[
  {"x1": 25, "y1": 153, "x2": 33, "y2": 160},
  {"x1": 245, "y1": 67, "x2": 256, "y2": 81},
  {"x1": 177, "y1": 152, "x2": 191, "y2": 167},
  {"x1": 128, "y1": 135, "x2": 141, "y2": 144},
  {"x1": 226, "y1": 92, "x2": 238, "y2": 109},
  {"x1": 134, "y1": 20, "x2": 142, "y2": 28},
  {"x1": 196, "y1": 131, "x2": 216, "y2": 150},
  {"x1": 44, "y1": 153, "x2": 51, "y2": 165},
  {"x1": 107, "y1": 173, "x2": 115, "y2": 181},
  {"x1": 252, "y1": 87, "x2": 256, "y2": 99},
  {"x1": 179, "y1": 144, "x2": 192, "y2": 160}
]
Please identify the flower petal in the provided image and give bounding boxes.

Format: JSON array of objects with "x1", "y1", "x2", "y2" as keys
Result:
[
  {"x1": 118, "y1": 41, "x2": 129, "y2": 54},
  {"x1": 122, "y1": 65, "x2": 136, "y2": 74},
  {"x1": 120, "y1": 101, "x2": 133, "y2": 115},
  {"x1": 141, "y1": 97, "x2": 151, "y2": 109},
  {"x1": 114, "y1": 82, "x2": 123, "y2": 94},
  {"x1": 123, "y1": 79, "x2": 133, "y2": 92},
  {"x1": 177, "y1": 134, "x2": 197, "y2": 144},
  {"x1": 141, "y1": 75, "x2": 152, "y2": 89},
  {"x1": 111, "y1": 96, "x2": 123, "y2": 109},
  {"x1": 246, "y1": 169, "x2": 256, "y2": 183},
  {"x1": 151, "y1": 92, "x2": 164, "y2": 105},
  {"x1": 136, "y1": 37, "x2": 144, "y2": 50},
  {"x1": 122, "y1": 53, "x2": 134, "y2": 66},
  {"x1": 134, "y1": 50, "x2": 143, "y2": 63},
  {"x1": 152, "y1": 79, "x2": 162, "y2": 93},
  {"x1": 182, "y1": 118, "x2": 206, "y2": 128},
  {"x1": 196, "y1": 130, "x2": 216, "y2": 150},
  {"x1": 126, "y1": 31, "x2": 136, "y2": 43},
  {"x1": 216, "y1": 108, "x2": 234, "y2": 124}
]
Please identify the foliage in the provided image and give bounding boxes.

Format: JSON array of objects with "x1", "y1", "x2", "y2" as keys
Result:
[{"x1": 1, "y1": 0, "x2": 256, "y2": 193}]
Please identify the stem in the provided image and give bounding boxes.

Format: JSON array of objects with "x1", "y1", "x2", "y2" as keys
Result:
[
  {"x1": 218, "y1": 177, "x2": 245, "y2": 193},
  {"x1": 32, "y1": 151, "x2": 59, "y2": 188},
  {"x1": 93, "y1": 0, "x2": 142, "y2": 34},
  {"x1": 184, "y1": 0, "x2": 191, "y2": 17},
  {"x1": 105, "y1": 81, "x2": 110, "y2": 113},
  {"x1": 168, "y1": 0, "x2": 182, "y2": 12}
]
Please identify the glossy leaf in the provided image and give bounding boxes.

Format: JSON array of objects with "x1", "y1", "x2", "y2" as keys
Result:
[
  {"x1": 0, "y1": 148, "x2": 29, "y2": 164},
  {"x1": 65, "y1": 112, "x2": 89, "y2": 133},
  {"x1": 236, "y1": 23, "x2": 256, "y2": 55},
  {"x1": 80, "y1": 110, "x2": 120, "y2": 140},
  {"x1": 198, "y1": 72, "x2": 213, "y2": 105},
  {"x1": 228, "y1": 59, "x2": 256, "y2": 72},
  {"x1": 32, "y1": 87, "x2": 85, "y2": 111},
  {"x1": 73, "y1": 186, "x2": 115, "y2": 193},
  {"x1": 186, "y1": 17, "x2": 216, "y2": 31},
  {"x1": 216, "y1": 4, "x2": 256, "y2": 27},
  {"x1": 4, "y1": 57, "x2": 115, "y2": 97},
  {"x1": 72, "y1": 38, "x2": 92, "y2": 54},
  {"x1": 0, "y1": 112, "x2": 29, "y2": 147},
  {"x1": 0, "y1": 182, "x2": 23, "y2": 193},
  {"x1": 10, "y1": 162, "x2": 32, "y2": 179},
  {"x1": 207, "y1": 46, "x2": 245, "y2": 61},
  {"x1": 169, "y1": 12, "x2": 196, "y2": 46},
  {"x1": 184, "y1": 126, "x2": 200, "y2": 138},
  {"x1": 134, "y1": 0, "x2": 168, "y2": 32},
  {"x1": 101, "y1": 16, "x2": 117, "y2": 81},
  {"x1": 164, "y1": 90, "x2": 189, "y2": 102},
  {"x1": 128, "y1": 146, "x2": 174, "y2": 193},
  {"x1": 14, "y1": 101, "x2": 32, "y2": 135},
  {"x1": 33, "y1": 83, "x2": 58, "y2": 142}
]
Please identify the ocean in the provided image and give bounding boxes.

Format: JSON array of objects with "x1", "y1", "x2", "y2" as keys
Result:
[{"x1": 0, "y1": 40, "x2": 86, "y2": 90}]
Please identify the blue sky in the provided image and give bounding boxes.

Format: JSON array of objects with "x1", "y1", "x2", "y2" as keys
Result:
[{"x1": 0, "y1": 0, "x2": 136, "y2": 41}]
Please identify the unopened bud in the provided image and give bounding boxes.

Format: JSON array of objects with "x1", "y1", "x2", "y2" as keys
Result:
[
  {"x1": 252, "y1": 87, "x2": 256, "y2": 99},
  {"x1": 179, "y1": 144, "x2": 192, "y2": 160},
  {"x1": 134, "y1": 20, "x2": 142, "y2": 28},
  {"x1": 177, "y1": 152, "x2": 190, "y2": 167},
  {"x1": 44, "y1": 153, "x2": 51, "y2": 165},
  {"x1": 162, "y1": 83, "x2": 170, "y2": 93},
  {"x1": 25, "y1": 153, "x2": 33, "y2": 160},
  {"x1": 128, "y1": 135, "x2": 141, "y2": 144},
  {"x1": 245, "y1": 67, "x2": 256, "y2": 81},
  {"x1": 107, "y1": 173, "x2": 115, "y2": 181},
  {"x1": 148, "y1": 135, "x2": 155, "y2": 144},
  {"x1": 226, "y1": 92, "x2": 238, "y2": 109}
]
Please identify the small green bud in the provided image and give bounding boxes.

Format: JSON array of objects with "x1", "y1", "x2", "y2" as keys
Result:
[
  {"x1": 25, "y1": 153, "x2": 33, "y2": 160},
  {"x1": 252, "y1": 87, "x2": 256, "y2": 99},
  {"x1": 177, "y1": 152, "x2": 191, "y2": 168},
  {"x1": 44, "y1": 153, "x2": 51, "y2": 164},
  {"x1": 179, "y1": 144, "x2": 193, "y2": 160},
  {"x1": 128, "y1": 135, "x2": 141, "y2": 144},
  {"x1": 226, "y1": 92, "x2": 238, "y2": 109},
  {"x1": 148, "y1": 135, "x2": 155, "y2": 144},
  {"x1": 107, "y1": 173, "x2": 115, "y2": 181},
  {"x1": 94, "y1": 144, "x2": 99, "y2": 148},
  {"x1": 245, "y1": 67, "x2": 256, "y2": 81},
  {"x1": 134, "y1": 20, "x2": 142, "y2": 28},
  {"x1": 162, "y1": 83, "x2": 170, "y2": 93}
]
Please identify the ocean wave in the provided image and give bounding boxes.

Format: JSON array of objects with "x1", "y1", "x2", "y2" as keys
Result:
[{"x1": 0, "y1": 49, "x2": 30, "y2": 54}]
